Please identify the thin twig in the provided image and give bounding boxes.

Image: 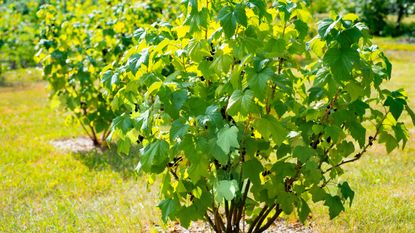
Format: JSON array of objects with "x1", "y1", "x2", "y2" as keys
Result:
[{"x1": 324, "y1": 110, "x2": 390, "y2": 174}]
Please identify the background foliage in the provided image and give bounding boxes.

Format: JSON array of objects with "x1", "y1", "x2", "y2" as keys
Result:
[{"x1": 35, "y1": 0, "x2": 176, "y2": 146}]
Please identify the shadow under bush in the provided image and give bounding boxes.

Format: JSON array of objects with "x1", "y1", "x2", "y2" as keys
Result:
[{"x1": 73, "y1": 144, "x2": 141, "y2": 178}]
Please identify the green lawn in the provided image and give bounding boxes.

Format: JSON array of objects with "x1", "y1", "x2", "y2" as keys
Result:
[
  {"x1": 0, "y1": 72, "x2": 161, "y2": 232},
  {"x1": 0, "y1": 38, "x2": 414, "y2": 232}
]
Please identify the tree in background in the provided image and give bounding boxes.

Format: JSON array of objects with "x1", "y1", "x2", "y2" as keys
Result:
[
  {"x1": 35, "y1": 0, "x2": 175, "y2": 146},
  {"x1": 0, "y1": 1, "x2": 40, "y2": 73},
  {"x1": 329, "y1": 0, "x2": 415, "y2": 36},
  {"x1": 391, "y1": 0, "x2": 415, "y2": 31}
]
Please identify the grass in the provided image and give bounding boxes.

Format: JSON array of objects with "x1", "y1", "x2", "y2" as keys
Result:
[
  {"x1": 0, "y1": 37, "x2": 414, "y2": 232},
  {"x1": 0, "y1": 71, "x2": 161, "y2": 232},
  {"x1": 374, "y1": 37, "x2": 415, "y2": 52}
]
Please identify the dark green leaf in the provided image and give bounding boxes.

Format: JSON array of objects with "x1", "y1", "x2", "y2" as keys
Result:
[
  {"x1": 242, "y1": 158, "x2": 263, "y2": 186},
  {"x1": 298, "y1": 198, "x2": 311, "y2": 223},
  {"x1": 323, "y1": 47, "x2": 359, "y2": 81},
  {"x1": 293, "y1": 146, "x2": 316, "y2": 163},
  {"x1": 349, "y1": 122, "x2": 366, "y2": 148},
  {"x1": 139, "y1": 140, "x2": 169, "y2": 173},
  {"x1": 247, "y1": 67, "x2": 273, "y2": 100},
  {"x1": 170, "y1": 119, "x2": 189, "y2": 142},
  {"x1": 317, "y1": 18, "x2": 337, "y2": 38},
  {"x1": 385, "y1": 96, "x2": 404, "y2": 121},
  {"x1": 378, "y1": 132, "x2": 399, "y2": 153},
  {"x1": 324, "y1": 195, "x2": 345, "y2": 219},
  {"x1": 310, "y1": 186, "x2": 328, "y2": 203},
  {"x1": 234, "y1": 4, "x2": 248, "y2": 27},
  {"x1": 218, "y1": 6, "x2": 237, "y2": 38},
  {"x1": 111, "y1": 114, "x2": 132, "y2": 134},
  {"x1": 338, "y1": 182, "x2": 354, "y2": 207},
  {"x1": 158, "y1": 199, "x2": 178, "y2": 222},
  {"x1": 406, "y1": 105, "x2": 415, "y2": 127}
]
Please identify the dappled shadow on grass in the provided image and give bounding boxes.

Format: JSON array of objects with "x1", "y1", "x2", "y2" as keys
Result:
[
  {"x1": 0, "y1": 75, "x2": 12, "y2": 87},
  {"x1": 381, "y1": 21, "x2": 415, "y2": 38},
  {"x1": 73, "y1": 144, "x2": 141, "y2": 178},
  {"x1": 0, "y1": 68, "x2": 43, "y2": 88}
]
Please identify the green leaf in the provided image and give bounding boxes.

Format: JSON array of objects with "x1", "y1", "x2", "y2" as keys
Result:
[
  {"x1": 127, "y1": 49, "x2": 149, "y2": 75},
  {"x1": 111, "y1": 114, "x2": 132, "y2": 134},
  {"x1": 209, "y1": 138, "x2": 229, "y2": 165},
  {"x1": 298, "y1": 198, "x2": 311, "y2": 223},
  {"x1": 158, "y1": 199, "x2": 178, "y2": 222},
  {"x1": 278, "y1": 191, "x2": 295, "y2": 214},
  {"x1": 308, "y1": 86, "x2": 325, "y2": 103},
  {"x1": 323, "y1": 47, "x2": 359, "y2": 81},
  {"x1": 184, "y1": 0, "x2": 208, "y2": 34},
  {"x1": 302, "y1": 160, "x2": 322, "y2": 185},
  {"x1": 101, "y1": 70, "x2": 112, "y2": 90},
  {"x1": 310, "y1": 186, "x2": 328, "y2": 203},
  {"x1": 254, "y1": 115, "x2": 288, "y2": 146},
  {"x1": 215, "y1": 180, "x2": 239, "y2": 201},
  {"x1": 179, "y1": 135, "x2": 197, "y2": 157},
  {"x1": 405, "y1": 105, "x2": 415, "y2": 127},
  {"x1": 242, "y1": 158, "x2": 263, "y2": 186},
  {"x1": 294, "y1": 20, "x2": 308, "y2": 39},
  {"x1": 102, "y1": 70, "x2": 120, "y2": 91},
  {"x1": 326, "y1": 125, "x2": 346, "y2": 143},
  {"x1": 188, "y1": 39, "x2": 211, "y2": 63},
  {"x1": 271, "y1": 161, "x2": 297, "y2": 180},
  {"x1": 324, "y1": 195, "x2": 345, "y2": 219},
  {"x1": 234, "y1": 4, "x2": 248, "y2": 27},
  {"x1": 247, "y1": 0, "x2": 271, "y2": 21},
  {"x1": 265, "y1": 38, "x2": 286, "y2": 57},
  {"x1": 217, "y1": 5, "x2": 247, "y2": 38},
  {"x1": 346, "y1": 81, "x2": 364, "y2": 101},
  {"x1": 227, "y1": 89, "x2": 257, "y2": 116},
  {"x1": 188, "y1": 153, "x2": 210, "y2": 182},
  {"x1": 332, "y1": 141, "x2": 355, "y2": 164},
  {"x1": 293, "y1": 146, "x2": 316, "y2": 163},
  {"x1": 218, "y1": 6, "x2": 237, "y2": 38},
  {"x1": 317, "y1": 18, "x2": 337, "y2": 38},
  {"x1": 349, "y1": 122, "x2": 366, "y2": 148},
  {"x1": 139, "y1": 140, "x2": 169, "y2": 173},
  {"x1": 170, "y1": 119, "x2": 189, "y2": 142},
  {"x1": 385, "y1": 96, "x2": 404, "y2": 121},
  {"x1": 349, "y1": 100, "x2": 370, "y2": 117},
  {"x1": 380, "y1": 52, "x2": 392, "y2": 79},
  {"x1": 338, "y1": 182, "x2": 354, "y2": 207},
  {"x1": 117, "y1": 137, "x2": 131, "y2": 155},
  {"x1": 338, "y1": 26, "x2": 362, "y2": 48},
  {"x1": 378, "y1": 131, "x2": 399, "y2": 153},
  {"x1": 393, "y1": 123, "x2": 409, "y2": 148},
  {"x1": 134, "y1": 109, "x2": 151, "y2": 132},
  {"x1": 210, "y1": 54, "x2": 233, "y2": 74},
  {"x1": 172, "y1": 89, "x2": 188, "y2": 110},
  {"x1": 216, "y1": 125, "x2": 239, "y2": 154},
  {"x1": 247, "y1": 67, "x2": 273, "y2": 100}
]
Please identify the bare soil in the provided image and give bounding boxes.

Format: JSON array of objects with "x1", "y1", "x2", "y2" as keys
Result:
[
  {"x1": 49, "y1": 137, "x2": 102, "y2": 154},
  {"x1": 165, "y1": 219, "x2": 313, "y2": 233}
]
